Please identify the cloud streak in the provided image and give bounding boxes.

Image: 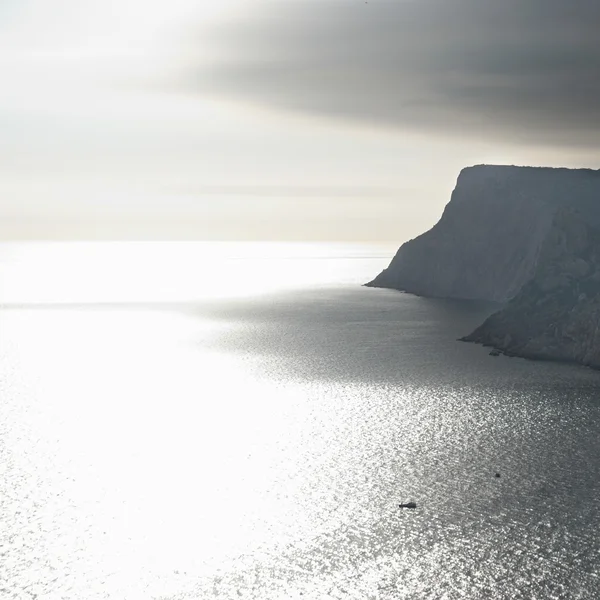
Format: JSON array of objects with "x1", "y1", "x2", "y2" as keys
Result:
[{"x1": 192, "y1": 0, "x2": 600, "y2": 147}]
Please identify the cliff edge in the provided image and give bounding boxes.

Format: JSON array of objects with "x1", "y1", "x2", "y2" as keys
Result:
[{"x1": 367, "y1": 165, "x2": 600, "y2": 302}]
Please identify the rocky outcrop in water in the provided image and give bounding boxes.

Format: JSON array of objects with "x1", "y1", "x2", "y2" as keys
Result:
[
  {"x1": 367, "y1": 165, "x2": 600, "y2": 302},
  {"x1": 462, "y1": 209, "x2": 600, "y2": 367}
]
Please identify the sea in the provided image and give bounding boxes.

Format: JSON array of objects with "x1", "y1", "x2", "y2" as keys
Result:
[{"x1": 1, "y1": 242, "x2": 599, "y2": 600}]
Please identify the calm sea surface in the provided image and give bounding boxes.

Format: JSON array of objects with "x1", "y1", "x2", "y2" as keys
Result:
[{"x1": 1, "y1": 242, "x2": 600, "y2": 599}]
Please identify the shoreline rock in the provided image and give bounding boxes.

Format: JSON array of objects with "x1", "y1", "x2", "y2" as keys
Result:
[{"x1": 462, "y1": 209, "x2": 600, "y2": 368}]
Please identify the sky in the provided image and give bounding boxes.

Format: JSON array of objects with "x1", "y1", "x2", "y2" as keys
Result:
[{"x1": 1, "y1": 0, "x2": 600, "y2": 241}]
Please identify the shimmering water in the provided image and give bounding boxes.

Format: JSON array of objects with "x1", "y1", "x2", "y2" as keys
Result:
[{"x1": 1, "y1": 243, "x2": 600, "y2": 599}]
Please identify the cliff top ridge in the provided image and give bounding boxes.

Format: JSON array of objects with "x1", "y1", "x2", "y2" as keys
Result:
[{"x1": 458, "y1": 164, "x2": 600, "y2": 181}]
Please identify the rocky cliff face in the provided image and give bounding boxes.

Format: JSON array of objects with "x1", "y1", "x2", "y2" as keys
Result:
[
  {"x1": 462, "y1": 210, "x2": 600, "y2": 367},
  {"x1": 367, "y1": 165, "x2": 600, "y2": 302}
]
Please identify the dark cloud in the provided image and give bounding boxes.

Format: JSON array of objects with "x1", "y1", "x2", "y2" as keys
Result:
[{"x1": 193, "y1": 0, "x2": 600, "y2": 147}]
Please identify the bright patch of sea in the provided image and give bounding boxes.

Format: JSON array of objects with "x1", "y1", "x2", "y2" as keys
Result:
[{"x1": 1, "y1": 242, "x2": 599, "y2": 599}]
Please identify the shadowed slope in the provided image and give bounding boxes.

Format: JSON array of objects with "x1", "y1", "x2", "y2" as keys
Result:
[{"x1": 462, "y1": 209, "x2": 600, "y2": 368}]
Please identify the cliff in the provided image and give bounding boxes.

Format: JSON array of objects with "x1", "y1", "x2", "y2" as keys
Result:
[
  {"x1": 462, "y1": 210, "x2": 600, "y2": 368},
  {"x1": 367, "y1": 165, "x2": 600, "y2": 302}
]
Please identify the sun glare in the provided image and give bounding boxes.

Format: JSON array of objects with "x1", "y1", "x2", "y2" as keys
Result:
[{"x1": 0, "y1": 0, "x2": 243, "y2": 82}]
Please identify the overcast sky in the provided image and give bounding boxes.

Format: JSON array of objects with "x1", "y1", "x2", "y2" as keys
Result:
[{"x1": 2, "y1": 0, "x2": 599, "y2": 241}]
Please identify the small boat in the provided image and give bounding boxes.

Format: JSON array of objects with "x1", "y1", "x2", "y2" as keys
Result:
[{"x1": 399, "y1": 501, "x2": 417, "y2": 509}]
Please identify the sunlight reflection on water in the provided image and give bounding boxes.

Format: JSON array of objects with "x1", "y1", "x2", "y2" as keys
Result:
[
  {"x1": 1, "y1": 243, "x2": 600, "y2": 599},
  {"x1": 1, "y1": 306, "x2": 334, "y2": 597},
  {"x1": 0, "y1": 241, "x2": 395, "y2": 304}
]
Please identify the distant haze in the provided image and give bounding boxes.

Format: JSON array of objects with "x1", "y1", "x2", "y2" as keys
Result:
[{"x1": 1, "y1": 0, "x2": 599, "y2": 241}]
